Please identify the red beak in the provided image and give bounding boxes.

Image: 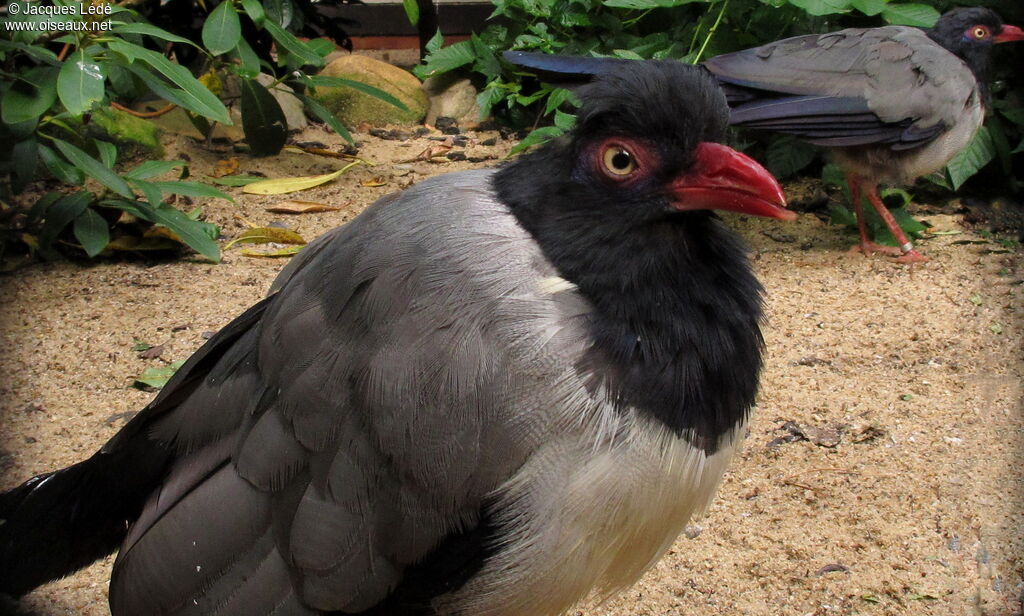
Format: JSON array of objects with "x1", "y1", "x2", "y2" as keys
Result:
[
  {"x1": 670, "y1": 142, "x2": 795, "y2": 221},
  {"x1": 995, "y1": 24, "x2": 1024, "y2": 43}
]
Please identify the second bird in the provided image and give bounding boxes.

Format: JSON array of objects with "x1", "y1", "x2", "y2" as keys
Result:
[{"x1": 704, "y1": 7, "x2": 1023, "y2": 262}]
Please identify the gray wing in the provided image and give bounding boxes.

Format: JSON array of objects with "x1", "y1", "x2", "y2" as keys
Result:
[
  {"x1": 108, "y1": 169, "x2": 595, "y2": 614},
  {"x1": 704, "y1": 26, "x2": 978, "y2": 149}
]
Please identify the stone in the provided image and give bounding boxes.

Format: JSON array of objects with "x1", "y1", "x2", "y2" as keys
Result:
[
  {"x1": 312, "y1": 55, "x2": 428, "y2": 126},
  {"x1": 423, "y1": 74, "x2": 483, "y2": 128},
  {"x1": 85, "y1": 107, "x2": 164, "y2": 158}
]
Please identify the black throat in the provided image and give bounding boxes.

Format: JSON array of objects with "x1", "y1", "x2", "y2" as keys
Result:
[{"x1": 493, "y1": 147, "x2": 765, "y2": 454}]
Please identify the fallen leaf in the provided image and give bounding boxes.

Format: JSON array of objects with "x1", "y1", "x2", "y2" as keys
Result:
[
  {"x1": 400, "y1": 144, "x2": 451, "y2": 163},
  {"x1": 240, "y1": 245, "x2": 305, "y2": 258},
  {"x1": 133, "y1": 360, "x2": 185, "y2": 390},
  {"x1": 242, "y1": 161, "x2": 362, "y2": 195},
  {"x1": 361, "y1": 177, "x2": 387, "y2": 187},
  {"x1": 815, "y1": 563, "x2": 849, "y2": 576},
  {"x1": 265, "y1": 200, "x2": 343, "y2": 214},
  {"x1": 138, "y1": 344, "x2": 165, "y2": 359},
  {"x1": 224, "y1": 227, "x2": 307, "y2": 250},
  {"x1": 209, "y1": 175, "x2": 264, "y2": 187},
  {"x1": 212, "y1": 157, "x2": 240, "y2": 177}
]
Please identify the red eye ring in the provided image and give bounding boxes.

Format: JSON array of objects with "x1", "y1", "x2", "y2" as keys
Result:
[{"x1": 970, "y1": 25, "x2": 990, "y2": 39}]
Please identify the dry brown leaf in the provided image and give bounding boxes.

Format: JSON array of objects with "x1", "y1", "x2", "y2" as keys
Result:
[
  {"x1": 400, "y1": 144, "x2": 451, "y2": 163},
  {"x1": 224, "y1": 227, "x2": 307, "y2": 250},
  {"x1": 265, "y1": 200, "x2": 343, "y2": 214},
  {"x1": 212, "y1": 157, "x2": 240, "y2": 178}
]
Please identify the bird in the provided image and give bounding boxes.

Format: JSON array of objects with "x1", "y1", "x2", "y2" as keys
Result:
[
  {"x1": 505, "y1": 7, "x2": 1024, "y2": 263},
  {"x1": 0, "y1": 61, "x2": 792, "y2": 615}
]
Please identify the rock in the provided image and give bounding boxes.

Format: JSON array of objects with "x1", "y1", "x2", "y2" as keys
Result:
[
  {"x1": 256, "y1": 73, "x2": 308, "y2": 130},
  {"x1": 313, "y1": 55, "x2": 428, "y2": 126},
  {"x1": 85, "y1": 107, "x2": 164, "y2": 158},
  {"x1": 424, "y1": 74, "x2": 483, "y2": 128}
]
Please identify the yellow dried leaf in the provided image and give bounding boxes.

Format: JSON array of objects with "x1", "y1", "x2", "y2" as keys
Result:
[
  {"x1": 224, "y1": 227, "x2": 307, "y2": 250},
  {"x1": 212, "y1": 157, "x2": 240, "y2": 178},
  {"x1": 143, "y1": 226, "x2": 183, "y2": 242},
  {"x1": 265, "y1": 200, "x2": 343, "y2": 214},
  {"x1": 242, "y1": 161, "x2": 362, "y2": 195},
  {"x1": 240, "y1": 245, "x2": 306, "y2": 258},
  {"x1": 361, "y1": 177, "x2": 387, "y2": 187}
]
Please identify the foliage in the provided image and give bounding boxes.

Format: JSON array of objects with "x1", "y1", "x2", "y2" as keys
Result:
[{"x1": 1, "y1": 0, "x2": 404, "y2": 263}]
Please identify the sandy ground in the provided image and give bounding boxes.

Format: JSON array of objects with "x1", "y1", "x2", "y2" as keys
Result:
[{"x1": 1, "y1": 123, "x2": 1021, "y2": 616}]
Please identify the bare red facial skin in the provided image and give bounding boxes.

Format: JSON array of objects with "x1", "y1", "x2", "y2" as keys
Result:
[
  {"x1": 670, "y1": 142, "x2": 795, "y2": 221},
  {"x1": 994, "y1": 24, "x2": 1024, "y2": 43},
  {"x1": 592, "y1": 137, "x2": 658, "y2": 184}
]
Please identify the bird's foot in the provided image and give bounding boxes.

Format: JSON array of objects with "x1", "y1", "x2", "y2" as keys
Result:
[
  {"x1": 848, "y1": 241, "x2": 903, "y2": 257},
  {"x1": 895, "y1": 250, "x2": 929, "y2": 264}
]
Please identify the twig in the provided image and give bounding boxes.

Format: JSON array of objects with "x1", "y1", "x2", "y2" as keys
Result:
[
  {"x1": 694, "y1": 0, "x2": 729, "y2": 63},
  {"x1": 110, "y1": 101, "x2": 177, "y2": 118}
]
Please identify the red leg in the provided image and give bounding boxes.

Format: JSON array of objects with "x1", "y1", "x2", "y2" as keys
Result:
[
  {"x1": 863, "y1": 186, "x2": 928, "y2": 263},
  {"x1": 845, "y1": 176, "x2": 902, "y2": 258}
]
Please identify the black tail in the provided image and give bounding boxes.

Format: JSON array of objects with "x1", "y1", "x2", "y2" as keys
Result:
[{"x1": 0, "y1": 439, "x2": 168, "y2": 596}]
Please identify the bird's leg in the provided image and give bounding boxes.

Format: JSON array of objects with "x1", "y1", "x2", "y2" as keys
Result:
[
  {"x1": 863, "y1": 184, "x2": 929, "y2": 263},
  {"x1": 846, "y1": 175, "x2": 902, "y2": 258}
]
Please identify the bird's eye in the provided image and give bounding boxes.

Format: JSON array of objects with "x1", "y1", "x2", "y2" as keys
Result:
[
  {"x1": 970, "y1": 25, "x2": 990, "y2": 39},
  {"x1": 601, "y1": 145, "x2": 637, "y2": 177}
]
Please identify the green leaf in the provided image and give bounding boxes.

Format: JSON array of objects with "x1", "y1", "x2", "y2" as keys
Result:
[
  {"x1": 0, "y1": 39, "x2": 61, "y2": 65},
  {"x1": 39, "y1": 191, "x2": 93, "y2": 248},
  {"x1": 612, "y1": 49, "x2": 645, "y2": 60},
  {"x1": 297, "y1": 93, "x2": 353, "y2": 143},
  {"x1": 10, "y1": 137, "x2": 38, "y2": 193},
  {"x1": 999, "y1": 108, "x2": 1024, "y2": 126},
  {"x1": 787, "y1": 0, "x2": 852, "y2": 16},
  {"x1": 306, "y1": 75, "x2": 409, "y2": 111},
  {"x1": 510, "y1": 126, "x2": 565, "y2": 155},
  {"x1": 946, "y1": 126, "x2": 995, "y2": 190},
  {"x1": 203, "y1": 0, "x2": 243, "y2": 56},
  {"x1": 107, "y1": 40, "x2": 232, "y2": 124},
  {"x1": 28, "y1": 192, "x2": 64, "y2": 221},
  {"x1": 110, "y1": 23, "x2": 199, "y2": 47},
  {"x1": 2, "y1": 66, "x2": 59, "y2": 124},
  {"x1": 231, "y1": 38, "x2": 263, "y2": 78},
  {"x1": 881, "y1": 4, "x2": 939, "y2": 27},
  {"x1": 57, "y1": 49, "x2": 106, "y2": 115},
  {"x1": 239, "y1": 78, "x2": 289, "y2": 156},
  {"x1": 209, "y1": 175, "x2": 265, "y2": 186},
  {"x1": 73, "y1": 207, "x2": 111, "y2": 256},
  {"x1": 403, "y1": 0, "x2": 420, "y2": 25},
  {"x1": 149, "y1": 203, "x2": 221, "y2": 261},
  {"x1": 239, "y1": 0, "x2": 266, "y2": 25},
  {"x1": 134, "y1": 360, "x2": 185, "y2": 389},
  {"x1": 53, "y1": 139, "x2": 134, "y2": 198},
  {"x1": 544, "y1": 87, "x2": 582, "y2": 114},
  {"x1": 125, "y1": 160, "x2": 187, "y2": 180},
  {"x1": 765, "y1": 135, "x2": 817, "y2": 179},
  {"x1": 415, "y1": 40, "x2": 476, "y2": 77},
  {"x1": 95, "y1": 139, "x2": 117, "y2": 168},
  {"x1": 553, "y1": 110, "x2": 576, "y2": 131},
  {"x1": 148, "y1": 181, "x2": 234, "y2": 202},
  {"x1": 850, "y1": 0, "x2": 886, "y2": 15},
  {"x1": 262, "y1": 19, "x2": 325, "y2": 66},
  {"x1": 603, "y1": 0, "x2": 702, "y2": 8},
  {"x1": 828, "y1": 203, "x2": 856, "y2": 227},
  {"x1": 38, "y1": 143, "x2": 85, "y2": 185}
]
